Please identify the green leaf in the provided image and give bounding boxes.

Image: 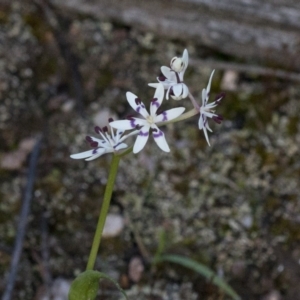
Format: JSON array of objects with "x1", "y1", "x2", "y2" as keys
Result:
[
  {"x1": 154, "y1": 229, "x2": 167, "y2": 260},
  {"x1": 68, "y1": 270, "x2": 128, "y2": 300},
  {"x1": 153, "y1": 254, "x2": 240, "y2": 300}
]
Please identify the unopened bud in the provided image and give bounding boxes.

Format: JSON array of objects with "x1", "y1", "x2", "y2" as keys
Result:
[{"x1": 170, "y1": 57, "x2": 185, "y2": 73}]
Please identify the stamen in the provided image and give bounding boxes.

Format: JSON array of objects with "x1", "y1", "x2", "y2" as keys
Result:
[
  {"x1": 86, "y1": 136, "x2": 93, "y2": 142},
  {"x1": 212, "y1": 115, "x2": 223, "y2": 124},
  {"x1": 91, "y1": 141, "x2": 98, "y2": 148},
  {"x1": 108, "y1": 117, "x2": 114, "y2": 123},
  {"x1": 215, "y1": 92, "x2": 225, "y2": 103},
  {"x1": 94, "y1": 126, "x2": 102, "y2": 134},
  {"x1": 158, "y1": 75, "x2": 166, "y2": 81},
  {"x1": 103, "y1": 126, "x2": 108, "y2": 132}
]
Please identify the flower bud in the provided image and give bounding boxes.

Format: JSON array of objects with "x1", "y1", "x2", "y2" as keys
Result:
[
  {"x1": 170, "y1": 57, "x2": 185, "y2": 73},
  {"x1": 170, "y1": 83, "x2": 189, "y2": 100}
]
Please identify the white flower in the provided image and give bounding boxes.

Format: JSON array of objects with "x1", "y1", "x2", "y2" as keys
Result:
[
  {"x1": 198, "y1": 70, "x2": 224, "y2": 146},
  {"x1": 110, "y1": 83, "x2": 185, "y2": 153},
  {"x1": 70, "y1": 122, "x2": 138, "y2": 161},
  {"x1": 148, "y1": 49, "x2": 189, "y2": 100},
  {"x1": 170, "y1": 49, "x2": 189, "y2": 76}
]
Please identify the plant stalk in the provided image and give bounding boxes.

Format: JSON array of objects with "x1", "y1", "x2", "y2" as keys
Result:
[{"x1": 86, "y1": 154, "x2": 121, "y2": 270}]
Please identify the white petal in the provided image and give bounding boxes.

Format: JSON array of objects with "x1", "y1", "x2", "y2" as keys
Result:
[
  {"x1": 166, "y1": 86, "x2": 171, "y2": 100},
  {"x1": 198, "y1": 114, "x2": 204, "y2": 130},
  {"x1": 114, "y1": 143, "x2": 128, "y2": 151},
  {"x1": 182, "y1": 49, "x2": 189, "y2": 70},
  {"x1": 150, "y1": 83, "x2": 164, "y2": 116},
  {"x1": 113, "y1": 129, "x2": 125, "y2": 143},
  {"x1": 182, "y1": 83, "x2": 189, "y2": 98},
  {"x1": 155, "y1": 107, "x2": 185, "y2": 123},
  {"x1": 161, "y1": 66, "x2": 176, "y2": 82},
  {"x1": 206, "y1": 123, "x2": 213, "y2": 132},
  {"x1": 118, "y1": 129, "x2": 140, "y2": 143},
  {"x1": 153, "y1": 83, "x2": 164, "y2": 102},
  {"x1": 148, "y1": 83, "x2": 160, "y2": 88},
  {"x1": 133, "y1": 128, "x2": 150, "y2": 153},
  {"x1": 126, "y1": 92, "x2": 149, "y2": 118},
  {"x1": 201, "y1": 111, "x2": 216, "y2": 119},
  {"x1": 126, "y1": 91, "x2": 139, "y2": 110},
  {"x1": 172, "y1": 84, "x2": 183, "y2": 97},
  {"x1": 170, "y1": 83, "x2": 188, "y2": 100},
  {"x1": 136, "y1": 102, "x2": 149, "y2": 119},
  {"x1": 206, "y1": 70, "x2": 215, "y2": 96},
  {"x1": 198, "y1": 115, "x2": 212, "y2": 146},
  {"x1": 159, "y1": 79, "x2": 174, "y2": 90},
  {"x1": 151, "y1": 126, "x2": 170, "y2": 152},
  {"x1": 202, "y1": 88, "x2": 207, "y2": 106},
  {"x1": 85, "y1": 149, "x2": 107, "y2": 161},
  {"x1": 70, "y1": 149, "x2": 95, "y2": 159},
  {"x1": 202, "y1": 127, "x2": 211, "y2": 146},
  {"x1": 89, "y1": 136, "x2": 109, "y2": 148},
  {"x1": 110, "y1": 120, "x2": 137, "y2": 130},
  {"x1": 180, "y1": 49, "x2": 189, "y2": 78}
]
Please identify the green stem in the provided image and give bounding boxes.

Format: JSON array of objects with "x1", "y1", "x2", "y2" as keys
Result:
[
  {"x1": 157, "y1": 108, "x2": 199, "y2": 126},
  {"x1": 86, "y1": 154, "x2": 121, "y2": 270}
]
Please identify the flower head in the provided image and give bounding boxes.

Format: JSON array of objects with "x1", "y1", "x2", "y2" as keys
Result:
[
  {"x1": 110, "y1": 84, "x2": 185, "y2": 153},
  {"x1": 198, "y1": 70, "x2": 225, "y2": 146},
  {"x1": 70, "y1": 121, "x2": 138, "y2": 161},
  {"x1": 149, "y1": 49, "x2": 189, "y2": 100},
  {"x1": 170, "y1": 49, "x2": 189, "y2": 77}
]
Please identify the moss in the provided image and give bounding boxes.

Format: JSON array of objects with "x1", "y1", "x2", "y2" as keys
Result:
[
  {"x1": 95, "y1": 68, "x2": 114, "y2": 91},
  {"x1": 23, "y1": 13, "x2": 51, "y2": 43},
  {"x1": 287, "y1": 116, "x2": 299, "y2": 135}
]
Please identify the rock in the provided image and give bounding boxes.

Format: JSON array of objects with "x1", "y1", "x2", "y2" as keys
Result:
[{"x1": 102, "y1": 213, "x2": 125, "y2": 238}]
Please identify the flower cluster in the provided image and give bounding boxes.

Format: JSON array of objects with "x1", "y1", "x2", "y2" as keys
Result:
[{"x1": 71, "y1": 49, "x2": 224, "y2": 160}]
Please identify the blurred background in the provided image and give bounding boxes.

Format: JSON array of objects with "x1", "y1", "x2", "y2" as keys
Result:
[{"x1": 0, "y1": 0, "x2": 300, "y2": 299}]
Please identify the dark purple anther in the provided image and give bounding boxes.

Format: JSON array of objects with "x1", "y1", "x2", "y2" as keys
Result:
[
  {"x1": 212, "y1": 115, "x2": 223, "y2": 124},
  {"x1": 91, "y1": 141, "x2": 99, "y2": 148},
  {"x1": 158, "y1": 75, "x2": 166, "y2": 81},
  {"x1": 94, "y1": 126, "x2": 102, "y2": 134},
  {"x1": 86, "y1": 136, "x2": 93, "y2": 142},
  {"x1": 103, "y1": 126, "x2": 108, "y2": 132},
  {"x1": 108, "y1": 117, "x2": 114, "y2": 123},
  {"x1": 215, "y1": 92, "x2": 225, "y2": 103},
  {"x1": 135, "y1": 98, "x2": 141, "y2": 105}
]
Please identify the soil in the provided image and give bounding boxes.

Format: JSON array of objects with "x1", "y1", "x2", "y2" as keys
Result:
[{"x1": 0, "y1": 1, "x2": 300, "y2": 300}]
